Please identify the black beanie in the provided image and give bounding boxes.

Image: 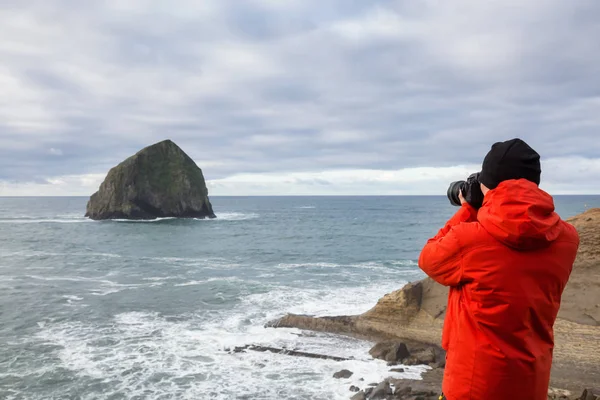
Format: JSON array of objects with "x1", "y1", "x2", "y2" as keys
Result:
[{"x1": 479, "y1": 138, "x2": 541, "y2": 189}]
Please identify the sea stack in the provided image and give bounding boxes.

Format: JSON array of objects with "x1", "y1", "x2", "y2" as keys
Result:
[{"x1": 85, "y1": 140, "x2": 216, "y2": 220}]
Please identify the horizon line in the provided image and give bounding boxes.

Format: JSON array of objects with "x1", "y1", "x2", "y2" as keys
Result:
[{"x1": 1, "y1": 194, "x2": 600, "y2": 198}]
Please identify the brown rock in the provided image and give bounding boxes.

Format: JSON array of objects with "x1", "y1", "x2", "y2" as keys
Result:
[
  {"x1": 266, "y1": 278, "x2": 448, "y2": 344},
  {"x1": 350, "y1": 391, "x2": 366, "y2": 400},
  {"x1": 85, "y1": 140, "x2": 216, "y2": 220},
  {"x1": 393, "y1": 385, "x2": 412, "y2": 396},
  {"x1": 369, "y1": 381, "x2": 392, "y2": 399},
  {"x1": 548, "y1": 387, "x2": 572, "y2": 399},
  {"x1": 561, "y1": 209, "x2": 600, "y2": 326},
  {"x1": 333, "y1": 369, "x2": 353, "y2": 379},
  {"x1": 369, "y1": 342, "x2": 410, "y2": 363},
  {"x1": 580, "y1": 388, "x2": 600, "y2": 400},
  {"x1": 403, "y1": 347, "x2": 436, "y2": 366}
]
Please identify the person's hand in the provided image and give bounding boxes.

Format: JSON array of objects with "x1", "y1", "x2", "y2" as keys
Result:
[{"x1": 459, "y1": 189, "x2": 467, "y2": 205}]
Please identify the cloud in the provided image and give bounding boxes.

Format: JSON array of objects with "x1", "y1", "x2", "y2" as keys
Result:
[{"x1": 0, "y1": 0, "x2": 599, "y2": 195}]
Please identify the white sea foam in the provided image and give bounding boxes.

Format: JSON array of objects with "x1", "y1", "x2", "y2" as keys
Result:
[
  {"x1": 275, "y1": 260, "x2": 420, "y2": 274},
  {"x1": 173, "y1": 277, "x2": 240, "y2": 287},
  {"x1": 62, "y1": 295, "x2": 86, "y2": 306},
  {"x1": 243, "y1": 281, "x2": 404, "y2": 319},
  {"x1": 207, "y1": 212, "x2": 260, "y2": 221},
  {"x1": 276, "y1": 262, "x2": 341, "y2": 269},
  {"x1": 87, "y1": 212, "x2": 259, "y2": 223},
  {"x1": 141, "y1": 256, "x2": 243, "y2": 270},
  {"x1": 0, "y1": 212, "x2": 257, "y2": 225},
  {"x1": 143, "y1": 276, "x2": 177, "y2": 282},
  {"x1": 62, "y1": 295, "x2": 84, "y2": 301},
  {"x1": 109, "y1": 217, "x2": 178, "y2": 223},
  {"x1": 297, "y1": 206, "x2": 316, "y2": 209},
  {"x1": 88, "y1": 280, "x2": 165, "y2": 296},
  {"x1": 0, "y1": 218, "x2": 91, "y2": 224},
  {"x1": 0, "y1": 251, "x2": 121, "y2": 259},
  {"x1": 21, "y1": 252, "x2": 423, "y2": 399},
  {"x1": 390, "y1": 260, "x2": 419, "y2": 267},
  {"x1": 35, "y1": 305, "x2": 426, "y2": 400},
  {"x1": 26, "y1": 275, "x2": 115, "y2": 284},
  {"x1": 22, "y1": 275, "x2": 165, "y2": 297}
]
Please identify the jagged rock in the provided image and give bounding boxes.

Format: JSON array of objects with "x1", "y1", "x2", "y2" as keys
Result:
[
  {"x1": 350, "y1": 385, "x2": 360, "y2": 392},
  {"x1": 369, "y1": 342, "x2": 410, "y2": 363},
  {"x1": 580, "y1": 388, "x2": 600, "y2": 400},
  {"x1": 547, "y1": 387, "x2": 572, "y2": 399},
  {"x1": 390, "y1": 368, "x2": 405, "y2": 373},
  {"x1": 351, "y1": 391, "x2": 366, "y2": 400},
  {"x1": 403, "y1": 347, "x2": 436, "y2": 366},
  {"x1": 334, "y1": 369, "x2": 354, "y2": 379},
  {"x1": 86, "y1": 140, "x2": 216, "y2": 220},
  {"x1": 560, "y1": 208, "x2": 600, "y2": 326},
  {"x1": 231, "y1": 345, "x2": 350, "y2": 361},
  {"x1": 393, "y1": 385, "x2": 412, "y2": 397},
  {"x1": 267, "y1": 278, "x2": 448, "y2": 344},
  {"x1": 369, "y1": 381, "x2": 392, "y2": 399}
]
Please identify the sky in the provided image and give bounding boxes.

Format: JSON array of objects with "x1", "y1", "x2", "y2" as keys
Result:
[{"x1": 1, "y1": 0, "x2": 599, "y2": 196}]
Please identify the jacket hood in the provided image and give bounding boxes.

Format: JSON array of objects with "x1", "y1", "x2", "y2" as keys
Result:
[{"x1": 477, "y1": 179, "x2": 562, "y2": 250}]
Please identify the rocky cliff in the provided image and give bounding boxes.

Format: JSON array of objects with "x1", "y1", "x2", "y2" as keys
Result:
[
  {"x1": 85, "y1": 140, "x2": 216, "y2": 220},
  {"x1": 268, "y1": 208, "x2": 600, "y2": 392}
]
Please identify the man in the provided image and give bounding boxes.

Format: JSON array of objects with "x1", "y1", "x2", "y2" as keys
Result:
[{"x1": 419, "y1": 138, "x2": 579, "y2": 400}]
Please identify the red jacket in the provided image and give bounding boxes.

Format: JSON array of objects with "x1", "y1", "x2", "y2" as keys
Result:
[{"x1": 419, "y1": 179, "x2": 579, "y2": 400}]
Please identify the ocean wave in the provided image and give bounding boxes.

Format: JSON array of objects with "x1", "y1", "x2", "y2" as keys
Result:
[
  {"x1": 0, "y1": 218, "x2": 91, "y2": 224},
  {"x1": 204, "y1": 212, "x2": 259, "y2": 221},
  {"x1": 173, "y1": 277, "x2": 241, "y2": 287},
  {"x1": 19, "y1": 274, "x2": 165, "y2": 297},
  {"x1": 276, "y1": 262, "x2": 341, "y2": 269},
  {"x1": 142, "y1": 276, "x2": 177, "y2": 282},
  {"x1": 62, "y1": 295, "x2": 84, "y2": 301},
  {"x1": 32, "y1": 308, "x2": 426, "y2": 400},
  {"x1": 97, "y1": 212, "x2": 258, "y2": 222},
  {"x1": 275, "y1": 259, "x2": 419, "y2": 271},
  {"x1": 139, "y1": 256, "x2": 242, "y2": 269},
  {"x1": 108, "y1": 217, "x2": 178, "y2": 223},
  {"x1": 26, "y1": 275, "x2": 116, "y2": 284},
  {"x1": 242, "y1": 281, "x2": 404, "y2": 319},
  {"x1": 0, "y1": 251, "x2": 122, "y2": 259}
]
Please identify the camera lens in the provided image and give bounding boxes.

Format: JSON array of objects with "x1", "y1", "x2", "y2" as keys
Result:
[{"x1": 447, "y1": 181, "x2": 465, "y2": 207}]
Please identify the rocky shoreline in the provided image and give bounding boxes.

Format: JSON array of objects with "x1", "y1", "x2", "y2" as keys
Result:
[
  {"x1": 261, "y1": 208, "x2": 600, "y2": 399},
  {"x1": 232, "y1": 339, "x2": 598, "y2": 399}
]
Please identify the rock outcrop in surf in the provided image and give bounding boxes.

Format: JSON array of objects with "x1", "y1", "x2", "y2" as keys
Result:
[{"x1": 85, "y1": 140, "x2": 216, "y2": 220}]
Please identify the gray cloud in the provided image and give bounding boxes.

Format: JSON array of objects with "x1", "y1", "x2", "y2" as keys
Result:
[{"x1": 0, "y1": 0, "x2": 599, "y2": 194}]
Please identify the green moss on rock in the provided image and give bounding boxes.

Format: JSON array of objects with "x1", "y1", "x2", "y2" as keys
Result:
[{"x1": 85, "y1": 140, "x2": 216, "y2": 220}]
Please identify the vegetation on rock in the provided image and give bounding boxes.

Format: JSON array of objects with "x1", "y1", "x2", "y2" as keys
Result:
[{"x1": 85, "y1": 139, "x2": 216, "y2": 220}]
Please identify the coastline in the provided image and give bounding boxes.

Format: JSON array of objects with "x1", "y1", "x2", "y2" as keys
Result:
[{"x1": 266, "y1": 208, "x2": 600, "y2": 398}]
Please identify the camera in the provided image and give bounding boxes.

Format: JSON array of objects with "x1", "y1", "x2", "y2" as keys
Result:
[{"x1": 447, "y1": 172, "x2": 484, "y2": 209}]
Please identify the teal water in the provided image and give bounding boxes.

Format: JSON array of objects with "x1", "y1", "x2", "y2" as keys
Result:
[{"x1": 0, "y1": 196, "x2": 597, "y2": 399}]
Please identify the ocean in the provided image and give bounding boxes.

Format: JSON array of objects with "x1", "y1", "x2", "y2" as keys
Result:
[{"x1": 0, "y1": 195, "x2": 597, "y2": 400}]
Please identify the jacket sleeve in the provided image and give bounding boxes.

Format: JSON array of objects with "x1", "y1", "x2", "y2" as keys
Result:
[{"x1": 418, "y1": 204, "x2": 477, "y2": 287}]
